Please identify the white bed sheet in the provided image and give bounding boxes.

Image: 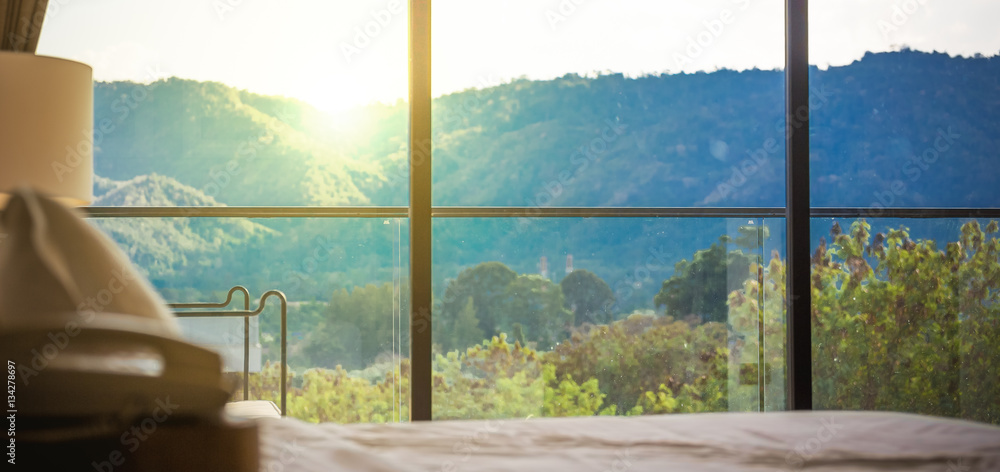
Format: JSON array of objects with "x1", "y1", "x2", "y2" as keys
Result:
[{"x1": 258, "y1": 411, "x2": 1000, "y2": 471}]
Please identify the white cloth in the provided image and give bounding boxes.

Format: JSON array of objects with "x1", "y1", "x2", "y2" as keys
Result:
[
  {"x1": 0, "y1": 188, "x2": 179, "y2": 336},
  {"x1": 258, "y1": 411, "x2": 1000, "y2": 472}
]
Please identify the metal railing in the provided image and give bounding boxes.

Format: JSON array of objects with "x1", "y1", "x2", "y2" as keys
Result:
[{"x1": 169, "y1": 286, "x2": 288, "y2": 416}]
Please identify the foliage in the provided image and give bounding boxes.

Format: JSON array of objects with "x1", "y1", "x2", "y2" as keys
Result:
[
  {"x1": 437, "y1": 262, "x2": 518, "y2": 352},
  {"x1": 543, "y1": 364, "x2": 616, "y2": 417},
  {"x1": 234, "y1": 220, "x2": 999, "y2": 427},
  {"x1": 560, "y1": 269, "x2": 615, "y2": 325},
  {"x1": 805, "y1": 220, "x2": 1000, "y2": 423},
  {"x1": 432, "y1": 334, "x2": 545, "y2": 420},
  {"x1": 549, "y1": 314, "x2": 730, "y2": 414},
  {"x1": 437, "y1": 263, "x2": 571, "y2": 351},
  {"x1": 301, "y1": 283, "x2": 405, "y2": 370},
  {"x1": 653, "y1": 236, "x2": 753, "y2": 324},
  {"x1": 497, "y1": 275, "x2": 573, "y2": 350}
]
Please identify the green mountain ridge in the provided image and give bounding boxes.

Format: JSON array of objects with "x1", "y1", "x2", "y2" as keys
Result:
[{"x1": 89, "y1": 49, "x2": 999, "y2": 308}]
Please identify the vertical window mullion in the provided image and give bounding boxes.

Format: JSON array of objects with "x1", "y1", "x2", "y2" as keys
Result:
[
  {"x1": 785, "y1": 0, "x2": 813, "y2": 410},
  {"x1": 408, "y1": 0, "x2": 433, "y2": 421}
]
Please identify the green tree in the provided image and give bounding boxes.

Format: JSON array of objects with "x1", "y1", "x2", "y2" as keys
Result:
[
  {"x1": 548, "y1": 314, "x2": 729, "y2": 414},
  {"x1": 560, "y1": 269, "x2": 615, "y2": 325},
  {"x1": 728, "y1": 219, "x2": 1000, "y2": 424},
  {"x1": 437, "y1": 262, "x2": 518, "y2": 351},
  {"x1": 449, "y1": 297, "x2": 485, "y2": 353},
  {"x1": 301, "y1": 283, "x2": 400, "y2": 370},
  {"x1": 433, "y1": 334, "x2": 545, "y2": 420},
  {"x1": 653, "y1": 236, "x2": 753, "y2": 324},
  {"x1": 809, "y1": 220, "x2": 1000, "y2": 422},
  {"x1": 499, "y1": 275, "x2": 573, "y2": 350}
]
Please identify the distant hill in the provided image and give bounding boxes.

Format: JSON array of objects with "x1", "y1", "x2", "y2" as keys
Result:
[
  {"x1": 88, "y1": 49, "x2": 1000, "y2": 306},
  {"x1": 93, "y1": 79, "x2": 389, "y2": 206},
  {"x1": 93, "y1": 174, "x2": 224, "y2": 206},
  {"x1": 90, "y1": 174, "x2": 278, "y2": 292}
]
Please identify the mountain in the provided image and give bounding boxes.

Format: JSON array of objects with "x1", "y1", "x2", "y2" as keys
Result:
[
  {"x1": 89, "y1": 174, "x2": 278, "y2": 295},
  {"x1": 87, "y1": 49, "x2": 1000, "y2": 307},
  {"x1": 93, "y1": 79, "x2": 391, "y2": 206}
]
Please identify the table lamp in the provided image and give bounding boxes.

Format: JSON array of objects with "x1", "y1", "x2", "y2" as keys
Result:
[{"x1": 0, "y1": 51, "x2": 93, "y2": 207}]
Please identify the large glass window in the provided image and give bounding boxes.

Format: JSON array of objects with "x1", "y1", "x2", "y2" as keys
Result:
[
  {"x1": 431, "y1": 218, "x2": 786, "y2": 419},
  {"x1": 23, "y1": 0, "x2": 998, "y2": 425},
  {"x1": 91, "y1": 217, "x2": 408, "y2": 423},
  {"x1": 38, "y1": 0, "x2": 409, "y2": 207},
  {"x1": 425, "y1": 0, "x2": 788, "y2": 422},
  {"x1": 809, "y1": 0, "x2": 1000, "y2": 424},
  {"x1": 36, "y1": 0, "x2": 413, "y2": 424},
  {"x1": 809, "y1": 218, "x2": 999, "y2": 423},
  {"x1": 809, "y1": 0, "x2": 1000, "y2": 209},
  {"x1": 431, "y1": 0, "x2": 785, "y2": 207}
]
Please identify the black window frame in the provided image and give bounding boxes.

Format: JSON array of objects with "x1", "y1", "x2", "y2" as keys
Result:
[{"x1": 78, "y1": 0, "x2": 1000, "y2": 420}]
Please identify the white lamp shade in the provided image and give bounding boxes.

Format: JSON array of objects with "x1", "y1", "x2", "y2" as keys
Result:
[{"x1": 0, "y1": 52, "x2": 93, "y2": 207}]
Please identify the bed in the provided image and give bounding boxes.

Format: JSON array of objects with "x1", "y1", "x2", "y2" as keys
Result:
[{"x1": 256, "y1": 411, "x2": 1000, "y2": 471}]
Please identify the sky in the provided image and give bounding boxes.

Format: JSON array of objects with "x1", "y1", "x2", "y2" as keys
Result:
[{"x1": 36, "y1": 0, "x2": 1000, "y2": 114}]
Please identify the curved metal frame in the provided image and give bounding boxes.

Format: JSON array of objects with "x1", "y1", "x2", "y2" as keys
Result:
[{"x1": 170, "y1": 286, "x2": 288, "y2": 416}]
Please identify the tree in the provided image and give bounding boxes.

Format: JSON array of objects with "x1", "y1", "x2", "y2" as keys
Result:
[
  {"x1": 560, "y1": 269, "x2": 615, "y2": 325},
  {"x1": 498, "y1": 275, "x2": 573, "y2": 350},
  {"x1": 437, "y1": 262, "x2": 518, "y2": 352},
  {"x1": 653, "y1": 236, "x2": 754, "y2": 324},
  {"x1": 548, "y1": 313, "x2": 729, "y2": 414},
  {"x1": 301, "y1": 283, "x2": 401, "y2": 370},
  {"x1": 728, "y1": 219, "x2": 1000, "y2": 424},
  {"x1": 449, "y1": 297, "x2": 485, "y2": 353}
]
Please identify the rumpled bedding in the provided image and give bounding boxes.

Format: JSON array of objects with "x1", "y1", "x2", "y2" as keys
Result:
[{"x1": 258, "y1": 411, "x2": 1000, "y2": 471}]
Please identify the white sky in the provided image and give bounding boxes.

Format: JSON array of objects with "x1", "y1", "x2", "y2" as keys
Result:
[{"x1": 36, "y1": 0, "x2": 1000, "y2": 113}]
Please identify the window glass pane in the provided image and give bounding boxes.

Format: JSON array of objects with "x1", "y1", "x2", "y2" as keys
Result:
[
  {"x1": 432, "y1": 217, "x2": 786, "y2": 419},
  {"x1": 37, "y1": 1, "x2": 408, "y2": 206},
  {"x1": 810, "y1": 218, "x2": 1000, "y2": 425},
  {"x1": 810, "y1": 1, "x2": 1000, "y2": 208},
  {"x1": 90, "y1": 217, "x2": 409, "y2": 423},
  {"x1": 431, "y1": 0, "x2": 785, "y2": 207}
]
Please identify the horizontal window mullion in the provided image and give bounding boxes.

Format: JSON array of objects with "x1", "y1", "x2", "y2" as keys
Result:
[
  {"x1": 432, "y1": 207, "x2": 786, "y2": 218},
  {"x1": 811, "y1": 208, "x2": 1000, "y2": 219},
  {"x1": 81, "y1": 206, "x2": 409, "y2": 218},
  {"x1": 75, "y1": 206, "x2": 1000, "y2": 220}
]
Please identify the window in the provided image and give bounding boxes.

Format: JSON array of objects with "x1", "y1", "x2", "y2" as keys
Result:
[
  {"x1": 808, "y1": 0, "x2": 1000, "y2": 422},
  {"x1": 429, "y1": 0, "x2": 787, "y2": 418},
  {"x1": 32, "y1": 0, "x2": 999, "y2": 423}
]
